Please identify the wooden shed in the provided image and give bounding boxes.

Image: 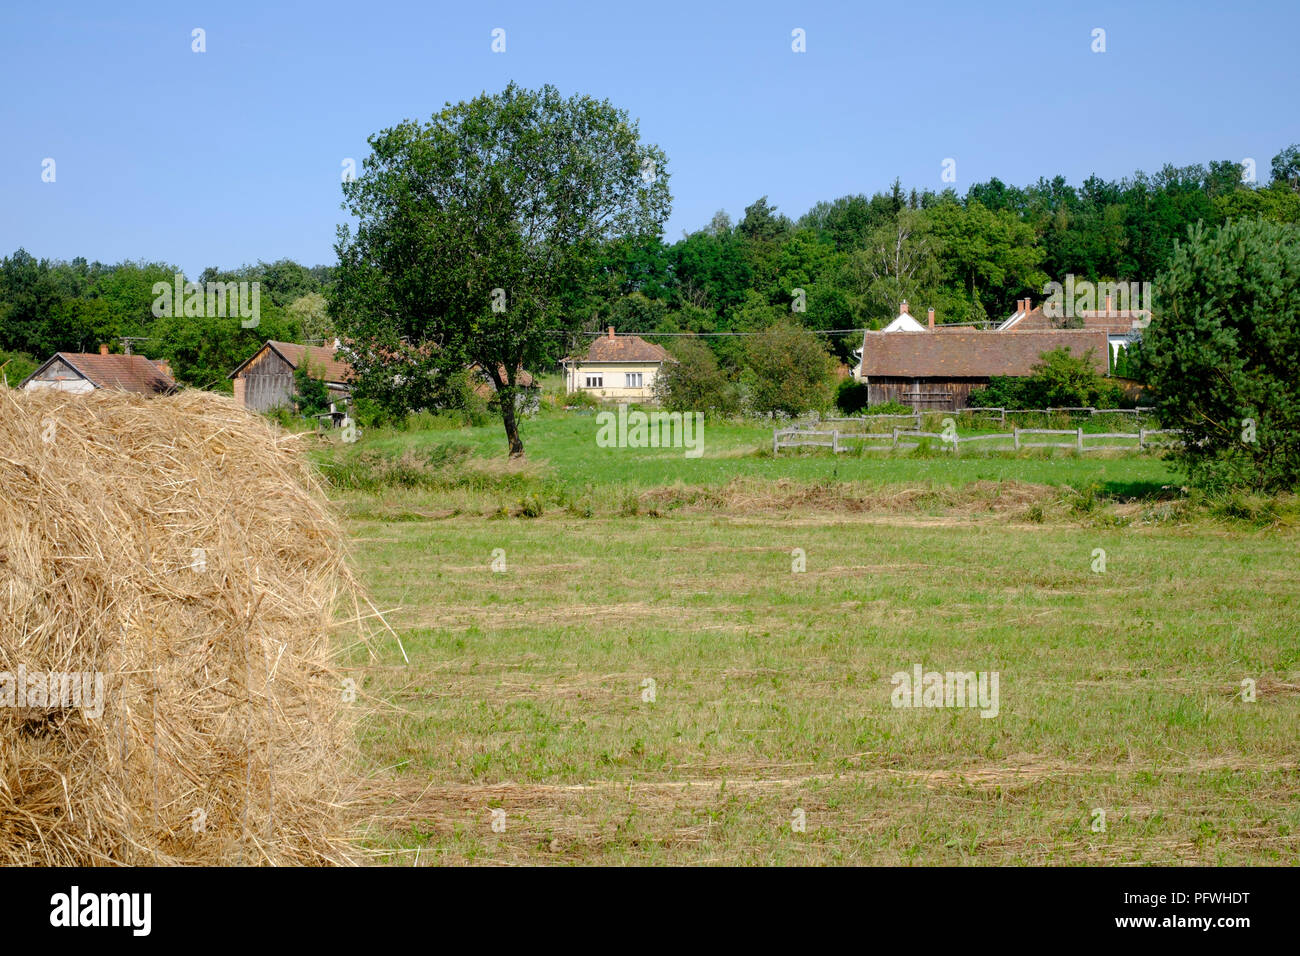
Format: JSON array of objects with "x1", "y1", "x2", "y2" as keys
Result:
[
  {"x1": 229, "y1": 341, "x2": 353, "y2": 413},
  {"x1": 21, "y1": 346, "x2": 177, "y2": 396},
  {"x1": 857, "y1": 328, "x2": 1110, "y2": 410}
]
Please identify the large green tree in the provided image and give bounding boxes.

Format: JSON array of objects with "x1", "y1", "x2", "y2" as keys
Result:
[
  {"x1": 1145, "y1": 219, "x2": 1300, "y2": 492},
  {"x1": 332, "y1": 83, "x2": 671, "y2": 455}
]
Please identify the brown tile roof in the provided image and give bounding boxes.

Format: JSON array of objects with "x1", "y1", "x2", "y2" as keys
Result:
[
  {"x1": 265, "y1": 342, "x2": 354, "y2": 383},
  {"x1": 33, "y1": 353, "x2": 177, "y2": 394},
  {"x1": 1001, "y1": 305, "x2": 1142, "y2": 335},
  {"x1": 580, "y1": 333, "x2": 673, "y2": 364},
  {"x1": 860, "y1": 329, "x2": 1109, "y2": 379}
]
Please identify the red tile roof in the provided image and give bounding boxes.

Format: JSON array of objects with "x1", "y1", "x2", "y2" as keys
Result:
[
  {"x1": 28, "y1": 353, "x2": 177, "y2": 394},
  {"x1": 1001, "y1": 305, "x2": 1142, "y2": 335},
  {"x1": 860, "y1": 330, "x2": 1109, "y2": 379},
  {"x1": 263, "y1": 342, "x2": 354, "y2": 383}
]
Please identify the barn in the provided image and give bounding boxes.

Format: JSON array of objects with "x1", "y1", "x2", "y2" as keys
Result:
[
  {"x1": 857, "y1": 327, "x2": 1110, "y2": 410},
  {"x1": 21, "y1": 346, "x2": 177, "y2": 396},
  {"x1": 229, "y1": 340, "x2": 353, "y2": 414}
]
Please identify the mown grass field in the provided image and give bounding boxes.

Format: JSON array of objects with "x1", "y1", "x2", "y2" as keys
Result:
[{"x1": 325, "y1": 410, "x2": 1300, "y2": 865}]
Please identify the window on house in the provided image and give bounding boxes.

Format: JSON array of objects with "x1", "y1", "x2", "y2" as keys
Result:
[
  {"x1": 585, "y1": 375, "x2": 603, "y2": 388},
  {"x1": 625, "y1": 372, "x2": 643, "y2": 388}
]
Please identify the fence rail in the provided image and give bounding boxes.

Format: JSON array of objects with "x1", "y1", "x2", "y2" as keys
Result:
[
  {"x1": 958, "y1": 405, "x2": 1155, "y2": 423},
  {"x1": 774, "y1": 423, "x2": 1182, "y2": 456}
]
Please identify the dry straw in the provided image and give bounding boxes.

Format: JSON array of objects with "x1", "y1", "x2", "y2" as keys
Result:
[{"x1": 0, "y1": 387, "x2": 365, "y2": 865}]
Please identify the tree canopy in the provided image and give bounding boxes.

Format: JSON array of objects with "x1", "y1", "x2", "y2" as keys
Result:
[
  {"x1": 331, "y1": 82, "x2": 671, "y2": 455},
  {"x1": 1145, "y1": 218, "x2": 1300, "y2": 492}
]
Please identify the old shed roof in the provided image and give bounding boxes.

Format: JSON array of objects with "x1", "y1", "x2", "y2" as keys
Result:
[
  {"x1": 999, "y1": 304, "x2": 1142, "y2": 335},
  {"x1": 24, "y1": 353, "x2": 177, "y2": 394},
  {"x1": 230, "y1": 341, "x2": 354, "y2": 384},
  {"x1": 860, "y1": 329, "x2": 1109, "y2": 379}
]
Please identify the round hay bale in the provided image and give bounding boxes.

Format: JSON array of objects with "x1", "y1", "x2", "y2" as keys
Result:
[{"x1": 0, "y1": 387, "x2": 361, "y2": 865}]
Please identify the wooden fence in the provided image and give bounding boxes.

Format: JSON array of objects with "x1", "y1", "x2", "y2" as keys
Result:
[
  {"x1": 960, "y1": 406, "x2": 1155, "y2": 423},
  {"x1": 774, "y1": 424, "x2": 1182, "y2": 455}
]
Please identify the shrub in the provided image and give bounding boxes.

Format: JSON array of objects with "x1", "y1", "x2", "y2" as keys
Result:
[
  {"x1": 656, "y1": 336, "x2": 739, "y2": 415},
  {"x1": 564, "y1": 389, "x2": 601, "y2": 409},
  {"x1": 741, "y1": 320, "x2": 834, "y2": 416},
  {"x1": 968, "y1": 348, "x2": 1126, "y2": 410},
  {"x1": 0, "y1": 350, "x2": 39, "y2": 387},
  {"x1": 834, "y1": 379, "x2": 870, "y2": 415},
  {"x1": 868, "y1": 400, "x2": 916, "y2": 416},
  {"x1": 292, "y1": 359, "x2": 332, "y2": 418}
]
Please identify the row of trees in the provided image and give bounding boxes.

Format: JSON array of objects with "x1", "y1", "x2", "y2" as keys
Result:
[
  {"x1": 0, "y1": 254, "x2": 335, "y2": 388},
  {"x1": 583, "y1": 145, "x2": 1300, "y2": 372}
]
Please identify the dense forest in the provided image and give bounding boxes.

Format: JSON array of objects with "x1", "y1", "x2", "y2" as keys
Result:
[{"x1": 2, "y1": 144, "x2": 1297, "y2": 388}]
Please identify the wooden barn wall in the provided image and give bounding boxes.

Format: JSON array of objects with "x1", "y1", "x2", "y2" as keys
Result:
[
  {"x1": 239, "y1": 349, "x2": 295, "y2": 412},
  {"x1": 865, "y1": 377, "x2": 988, "y2": 411}
]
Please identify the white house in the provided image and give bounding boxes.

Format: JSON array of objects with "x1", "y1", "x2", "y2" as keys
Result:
[{"x1": 562, "y1": 327, "x2": 676, "y2": 403}]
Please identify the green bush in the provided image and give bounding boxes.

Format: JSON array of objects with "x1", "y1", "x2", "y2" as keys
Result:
[
  {"x1": 293, "y1": 359, "x2": 332, "y2": 418},
  {"x1": 656, "y1": 336, "x2": 740, "y2": 415},
  {"x1": 0, "y1": 350, "x2": 38, "y2": 387},
  {"x1": 868, "y1": 400, "x2": 916, "y2": 416},
  {"x1": 834, "y1": 379, "x2": 870, "y2": 414},
  {"x1": 967, "y1": 348, "x2": 1127, "y2": 410},
  {"x1": 742, "y1": 320, "x2": 834, "y2": 416}
]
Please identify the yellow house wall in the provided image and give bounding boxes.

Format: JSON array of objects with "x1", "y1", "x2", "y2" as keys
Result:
[{"x1": 566, "y1": 361, "x2": 664, "y2": 402}]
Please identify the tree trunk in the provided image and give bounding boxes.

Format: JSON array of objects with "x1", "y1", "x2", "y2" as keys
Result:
[
  {"x1": 487, "y1": 363, "x2": 525, "y2": 458},
  {"x1": 500, "y1": 386, "x2": 524, "y2": 458}
]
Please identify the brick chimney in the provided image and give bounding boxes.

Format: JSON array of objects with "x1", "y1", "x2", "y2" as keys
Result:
[
  {"x1": 99, "y1": 344, "x2": 109, "y2": 356},
  {"x1": 899, "y1": 300, "x2": 909, "y2": 315},
  {"x1": 1104, "y1": 294, "x2": 1113, "y2": 315},
  {"x1": 154, "y1": 359, "x2": 172, "y2": 380},
  {"x1": 927, "y1": 307, "x2": 935, "y2": 329},
  {"x1": 607, "y1": 326, "x2": 615, "y2": 340}
]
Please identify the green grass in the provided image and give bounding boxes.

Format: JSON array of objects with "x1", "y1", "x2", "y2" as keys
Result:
[
  {"x1": 332, "y1": 410, "x2": 1299, "y2": 865},
  {"x1": 314, "y1": 413, "x2": 1181, "y2": 517}
]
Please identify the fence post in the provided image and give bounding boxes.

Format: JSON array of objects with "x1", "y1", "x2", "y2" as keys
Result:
[
  {"x1": 773, "y1": 429, "x2": 779, "y2": 456},
  {"x1": 832, "y1": 430, "x2": 839, "y2": 454},
  {"x1": 1000, "y1": 407, "x2": 1006, "y2": 424},
  {"x1": 1139, "y1": 428, "x2": 1146, "y2": 449},
  {"x1": 892, "y1": 426, "x2": 900, "y2": 448},
  {"x1": 1013, "y1": 427, "x2": 1020, "y2": 451},
  {"x1": 1077, "y1": 427, "x2": 1083, "y2": 452}
]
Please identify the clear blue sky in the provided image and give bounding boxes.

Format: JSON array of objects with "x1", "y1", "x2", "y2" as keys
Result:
[{"x1": 2, "y1": 0, "x2": 1296, "y2": 277}]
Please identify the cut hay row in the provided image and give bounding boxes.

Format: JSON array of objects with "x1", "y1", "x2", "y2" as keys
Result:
[
  {"x1": 0, "y1": 387, "x2": 366, "y2": 865},
  {"x1": 635, "y1": 476, "x2": 1056, "y2": 515}
]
